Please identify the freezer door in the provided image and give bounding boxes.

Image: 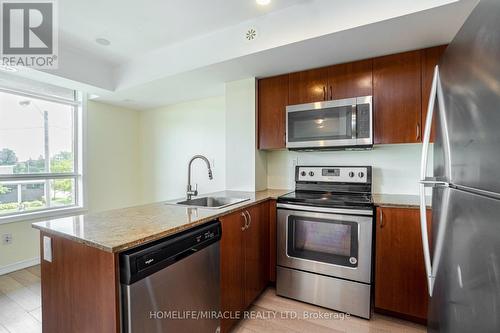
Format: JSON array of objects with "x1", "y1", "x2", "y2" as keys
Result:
[
  {"x1": 428, "y1": 187, "x2": 500, "y2": 333},
  {"x1": 434, "y1": 0, "x2": 500, "y2": 193}
]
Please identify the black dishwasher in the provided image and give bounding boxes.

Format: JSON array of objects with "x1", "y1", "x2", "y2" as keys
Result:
[{"x1": 120, "y1": 220, "x2": 221, "y2": 333}]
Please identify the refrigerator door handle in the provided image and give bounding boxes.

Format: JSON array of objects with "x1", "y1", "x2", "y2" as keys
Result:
[
  {"x1": 419, "y1": 184, "x2": 434, "y2": 297},
  {"x1": 419, "y1": 65, "x2": 440, "y2": 297},
  {"x1": 419, "y1": 65, "x2": 452, "y2": 184},
  {"x1": 420, "y1": 66, "x2": 439, "y2": 183}
]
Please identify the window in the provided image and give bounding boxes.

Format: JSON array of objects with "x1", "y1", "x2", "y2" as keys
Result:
[{"x1": 0, "y1": 76, "x2": 85, "y2": 222}]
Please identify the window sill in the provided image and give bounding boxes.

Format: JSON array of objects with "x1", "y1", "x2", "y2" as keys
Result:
[{"x1": 0, "y1": 206, "x2": 88, "y2": 225}]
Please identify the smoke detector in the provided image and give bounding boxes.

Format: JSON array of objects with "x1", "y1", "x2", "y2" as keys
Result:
[{"x1": 246, "y1": 28, "x2": 257, "y2": 41}]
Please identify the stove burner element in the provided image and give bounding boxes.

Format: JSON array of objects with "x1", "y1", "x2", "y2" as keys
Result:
[{"x1": 279, "y1": 166, "x2": 373, "y2": 210}]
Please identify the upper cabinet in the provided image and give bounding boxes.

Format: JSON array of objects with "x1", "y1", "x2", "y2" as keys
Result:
[
  {"x1": 373, "y1": 50, "x2": 422, "y2": 144},
  {"x1": 288, "y1": 60, "x2": 373, "y2": 105},
  {"x1": 421, "y1": 45, "x2": 448, "y2": 143},
  {"x1": 257, "y1": 75, "x2": 289, "y2": 150},
  {"x1": 288, "y1": 67, "x2": 329, "y2": 105},
  {"x1": 257, "y1": 46, "x2": 447, "y2": 150},
  {"x1": 328, "y1": 59, "x2": 373, "y2": 100}
]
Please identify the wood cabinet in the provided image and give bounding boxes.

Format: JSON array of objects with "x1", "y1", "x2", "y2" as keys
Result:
[
  {"x1": 219, "y1": 210, "x2": 246, "y2": 333},
  {"x1": 257, "y1": 46, "x2": 447, "y2": 148},
  {"x1": 328, "y1": 59, "x2": 373, "y2": 99},
  {"x1": 373, "y1": 50, "x2": 423, "y2": 144},
  {"x1": 374, "y1": 207, "x2": 432, "y2": 323},
  {"x1": 40, "y1": 232, "x2": 120, "y2": 333},
  {"x1": 257, "y1": 75, "x2": 288, "y2": 149},
  {"x1": 288, "y1": 67, "x2": 329, "y2": 105},
  {"x1": 422, "y1": 45, "x2": 447, "y2": 142},
  {"x1": 288, "y1": 60, "x2": 373, "y2": 105},
  {"x1": 258, "y1": 60, "x2": 372, "y2": 149},
  {"x1": 220, "y1": 202, "x2": 270, "y2": 332},
  {"x1": 244, "y1": 202, "x2": 270, "y2": 305}
]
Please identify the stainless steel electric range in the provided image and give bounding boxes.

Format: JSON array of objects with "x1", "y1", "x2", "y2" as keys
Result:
[{"x1": 276, "y1": 166, "x2": 374, "y2": 319}]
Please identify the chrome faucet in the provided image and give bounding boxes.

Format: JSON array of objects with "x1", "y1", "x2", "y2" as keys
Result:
[{"x1": 186, "y1": 155, "x2": 213, "y2": 200}]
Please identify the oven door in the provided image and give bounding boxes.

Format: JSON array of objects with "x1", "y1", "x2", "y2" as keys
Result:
[
  {"x1": 277, "y1": 207, "x2": 373, "y2": 283},
  {"x1": 286, "y1": 96, "x2": 372, "y2": 149}
]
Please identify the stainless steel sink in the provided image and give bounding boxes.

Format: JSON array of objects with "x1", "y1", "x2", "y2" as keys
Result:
[{"x1": 169, "y1": 196, "x2": 250, "y2": 209}]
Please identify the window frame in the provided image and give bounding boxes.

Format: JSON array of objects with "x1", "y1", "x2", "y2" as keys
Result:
[{"x1": 0, "y1": 86, "x2": 87, "y2": 224}]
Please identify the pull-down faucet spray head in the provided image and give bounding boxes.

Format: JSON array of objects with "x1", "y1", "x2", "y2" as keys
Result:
[{"x1": 187, "y1": 155, "x2": 213, "y2": 200}]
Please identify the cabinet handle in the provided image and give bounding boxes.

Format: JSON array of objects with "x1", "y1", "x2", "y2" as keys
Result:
[
  {"x1": 323, "y1": 86, "x2": 327, "y2": 101},
  {"x1": 241, "y1": 212, "x2": 247, "y2": 231},
  {"x1": 329, "y1": 86, "x2": 333, "y2": 100},
  {"x1": 379, "y1": 209, "x2": 384, "y2": 228},
  {"x1": 416, "y1": 123, "x2": 421, "y2": 141},
  {"x1": 246, "y1": 210, "x2": 252, "y2": 228}
]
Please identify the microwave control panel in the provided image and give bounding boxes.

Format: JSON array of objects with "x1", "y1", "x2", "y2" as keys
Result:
[{"x1": 357, "y1": 103, "x2": 371, "y2": 139}]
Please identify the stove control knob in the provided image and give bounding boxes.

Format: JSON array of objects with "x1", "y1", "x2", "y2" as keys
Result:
[
  {"x1": 309, "y1": 171, "x2": 315, "y2": 177},
  {"x1": 349, "y1": 172, "x2": 355, "y2": 178},
  {"x1": 300, "y1": 171, "x2": 306, "y2": 177},
  {"x1": 358, "y1": 172, "x2": 365, "y2": 178}
]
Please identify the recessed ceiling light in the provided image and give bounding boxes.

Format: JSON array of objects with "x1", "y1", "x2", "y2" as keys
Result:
[
  {"x1": 95, "y1": 38, "x2": 111, "y2": 46},
  {"x1": 0, "y1": 65, "x2": 17, "y2": 72},
  {"x1": 256, "y1": 0, "x2": 271, "y2": 6}
]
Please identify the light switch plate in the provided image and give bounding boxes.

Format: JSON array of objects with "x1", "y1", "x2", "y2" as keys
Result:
[{"x1": 43, "y1": 236, "x2": 52, "y2": 262}]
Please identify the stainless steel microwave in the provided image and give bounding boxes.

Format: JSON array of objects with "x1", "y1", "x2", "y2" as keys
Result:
[{"x1": 286, "y1": 96, "x2": 373, "y2": 150}]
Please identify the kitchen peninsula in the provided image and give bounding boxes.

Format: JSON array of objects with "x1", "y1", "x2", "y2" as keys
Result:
[{"x1": 32, "y1": 189, "x2": 289, "y2": 333}]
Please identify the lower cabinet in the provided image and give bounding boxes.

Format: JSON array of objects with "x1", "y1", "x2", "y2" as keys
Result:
[
  {"x1": 374, "y1": 207, "x2": 432, "y2": 323},
  {"x1": 220, "y1": 201, "x2": 269, "y2": 332}
]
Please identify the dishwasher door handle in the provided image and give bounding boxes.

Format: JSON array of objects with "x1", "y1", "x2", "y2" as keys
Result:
[{"x1": 174, "y1": 248, "x2": 198, "y2": 262}]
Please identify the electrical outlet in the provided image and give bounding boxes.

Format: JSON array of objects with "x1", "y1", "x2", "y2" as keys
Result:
[{"x1": 2, "y1": 233, "x2": 13, "y2": 245}]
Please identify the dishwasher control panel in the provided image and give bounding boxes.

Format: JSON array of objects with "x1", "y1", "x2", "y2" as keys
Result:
[
  {"x1": 120, "y1": 220, "x2": 221, "y2": 285},
  {"x1": 197, "y1": 230, "x2": 217, "y2": 243}
]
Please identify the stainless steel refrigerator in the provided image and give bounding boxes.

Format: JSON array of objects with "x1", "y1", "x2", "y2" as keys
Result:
[{"x1": 419, "y1": 0, "x2": 500, "y2": 332}]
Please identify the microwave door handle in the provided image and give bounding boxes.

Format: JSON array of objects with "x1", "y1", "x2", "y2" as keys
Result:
[{"x1": 351, "y1": 105, "x2": 357, "y2": 139}]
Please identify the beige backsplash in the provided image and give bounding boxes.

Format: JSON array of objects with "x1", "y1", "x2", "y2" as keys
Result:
[{"x1": 266, "y1": 143, "x2": 433, "y2": 195}]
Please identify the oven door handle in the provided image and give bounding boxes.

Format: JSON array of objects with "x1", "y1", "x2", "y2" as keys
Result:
[
  {"x1": 351, "y1": 104, "x2": 357, "y2": 139},
  {"x1": 277, "y1": 203, "x2": 373, "y2": 216}
]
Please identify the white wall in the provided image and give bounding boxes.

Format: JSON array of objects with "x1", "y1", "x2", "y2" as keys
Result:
[
  {"x1": 0, "y1": 220, "x2": 39, "y2": 273},
  {"x1": 139, "y1": 96, "x2": 226, "y2": 203},
  {"x1": 267, "y1": 144, "x2": 432, "y2": 195},
  {"x1": 86, "y1": 101, "x2": 141, "y2": 212},
  {"x1": 225, "y1": 78, "x2": 267, "y2": 191},
  {"x1": 0, "y1": 101, "x2": 141, "y2": 273}
]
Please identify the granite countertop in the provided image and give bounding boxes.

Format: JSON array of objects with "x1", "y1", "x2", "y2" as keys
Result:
[
  {"x1": 373, "y1": 194, "x2": 432, "y2": 208},
  {"x1": 32, "y1": 189, "x2": 290, "y2": 253}
]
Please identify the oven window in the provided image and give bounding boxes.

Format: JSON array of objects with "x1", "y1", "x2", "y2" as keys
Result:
[
  {"x1": 288, "y1": 105, "x2": 353, "y2": 142},
  {"x1": 287, "y1": 216, "x2": 358, "y2": 267}
]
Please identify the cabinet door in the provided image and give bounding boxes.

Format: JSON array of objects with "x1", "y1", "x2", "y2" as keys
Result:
[
  {"x1": 243, "y1": 202, "x2": 270, "y2": 307},
  {"x1": 373, "y1": 50, "x2": 422, "y2": 144},
  {"x1": 328, "y1": 59, "x2": 373, "y2": 100},
  {"x1": 220, "y1": 211, "x2": 246, "y2": 333},
  {"x1": 375, "y1": 207, "x2": 432, "y2": 323},
  {"x1": 288, "y1": 67, "x2": 329, "y2": 105},
  {"x1": 422, "y1": 45, "x2": 447, "y2": 143},
  {"x1": 258, "y1": 75, "x2": 288, "y2": 150}
]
